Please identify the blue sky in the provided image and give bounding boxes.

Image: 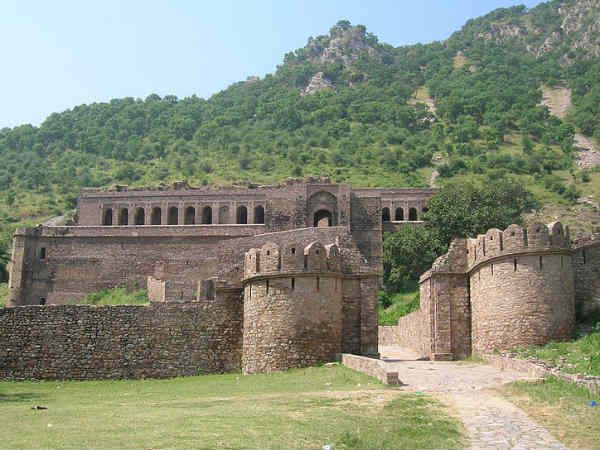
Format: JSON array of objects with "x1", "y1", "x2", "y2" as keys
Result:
[{"x1": 0, "y1": 0, "x2": 543, "y2": 128}]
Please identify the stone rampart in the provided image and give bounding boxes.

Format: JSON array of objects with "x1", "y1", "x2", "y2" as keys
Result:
[
  {"x1": 572, "y1": 235, "x2": 600, "y2": 316},
  {"x1": 469, "y1": 222, "x2": 575, "y2": 355},
  {"x1": 7, "y1": 225, "x2": 261, "y2": 306},
  {"x1": 0, "y1": 301, "x2": 242, "y2": 380},
  {"x1": 378, "y1": 309, "x2": 430, "y2": 358},
  {"x1": 242, "y1": 241, "x2": 345, "y2": 374},
  {"x1": 379, "y1": 221, "x2": 582, "y2": 360}
]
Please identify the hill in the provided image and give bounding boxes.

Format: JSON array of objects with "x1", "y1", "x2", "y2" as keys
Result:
[{"x1": 0, "y1": 0, "x2": 599, "y2": 279}]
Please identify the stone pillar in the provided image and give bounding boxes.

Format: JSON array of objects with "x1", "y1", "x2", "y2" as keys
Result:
[
  {"x1": 248, "y1": 201, "x2": 254, "y2": 225},
  {"x1": 161, "y1": 204, "x2": 168, "y2": 225},
  {"x1": 178, "y1": 203, "x2": 184, "y2": 225},
  {"x1": 195, "y1": 204, "x2": 201, "y2": 225}
]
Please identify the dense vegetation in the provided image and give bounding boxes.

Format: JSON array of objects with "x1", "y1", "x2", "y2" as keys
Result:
[
  {"x1": 78, "y1": 288, "x2": 149, "y2": 306},
  {"x1": 378, "y1": 176, "x2": 535, "y2": 320},
  {"x1": 382, "y1": 177, "x2": 534, "y2": 292},
  {"x1": 0, "y1": 0, "x2": 598, "y2": 283}
]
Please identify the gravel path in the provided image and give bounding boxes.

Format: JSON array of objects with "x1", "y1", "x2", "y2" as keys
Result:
[{"x1": 380, "y1": 347, "x2": 567, "y2": 450}]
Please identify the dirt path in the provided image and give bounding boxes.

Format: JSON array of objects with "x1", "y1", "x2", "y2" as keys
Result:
[{"x1": 380, "y1": 347, "x2": 567, "y2": 449}]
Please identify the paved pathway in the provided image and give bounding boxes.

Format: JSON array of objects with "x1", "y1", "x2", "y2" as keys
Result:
[{"x1": 379, "y1": 346, "x2": 567, "y2": 450}]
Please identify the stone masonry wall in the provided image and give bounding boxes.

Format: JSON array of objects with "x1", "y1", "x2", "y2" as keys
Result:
[
  {"x1": 378, "y1": 277, "x2": 432, "y2": 358},
  {"x1": 378, "y1": 222, "x2": 580, "y2": 360},
  {"x1": 0, "y1": 301, "x2": 242, "y2": 380},
  {"x1": 8, "y1": 225, "x2": 263, "y2": 306},
  {"x1": 242, "y1": 275, "x2": 343, "y2": 373},
  {"x1": 470, "y1": 253, "x2": 575, "y2": 354},
  {"x1": 468, "y1": 222, "x2": 575, "y2": 355},
  {"x1": 242, "y1": 241, "x2": 345, "y2": 373},
  {"x1": 573, "y1": 238, "x2": 600, "y2": 316}
]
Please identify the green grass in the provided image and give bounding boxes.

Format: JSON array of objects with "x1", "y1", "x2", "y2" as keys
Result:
[
  {"x1": 78, "y1": 287, "x2": 149, "y2": 306},
  {"x1": 378, "y1": 287, "x2": 420, "y2": 326},
  {"x1": 511, "y1": 322, "x2": 600, "y2": 376},
  {"x1": 0, "y1": 365, "x2": 465, "y2": 449},
  {"x1": 0, "y1": 282, "x2": 6, "y2": 307},
  {"x1": 501, "y1": 377, "x2": 600, "y2": 450}
]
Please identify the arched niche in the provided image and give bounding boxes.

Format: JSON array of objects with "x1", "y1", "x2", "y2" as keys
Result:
[{"x1": 308, "y1": 191, "x2": 338, "y2": 227}]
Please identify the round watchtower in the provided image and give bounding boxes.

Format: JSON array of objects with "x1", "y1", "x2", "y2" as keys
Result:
[
  {"x1": 242, "y1": 241, "x2": 343, "y2": 373},
  {"x1": 468, "y1": 222, "x2": 575, "y2": 354}
]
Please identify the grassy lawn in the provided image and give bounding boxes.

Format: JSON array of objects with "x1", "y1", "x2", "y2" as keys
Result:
[
  {"x1": 501, "y1": 377, "x2": 600, "y2": 450},
  {"x1": 79, "y1": 287, "x2": 149, "y2": 306},
  {"x1": 0, "y1": 365, "x2": 464, "y2": 449}
]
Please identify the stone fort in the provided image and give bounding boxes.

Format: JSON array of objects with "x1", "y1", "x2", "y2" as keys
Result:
[{"x1": 1, "y1": 178, "x2": 598, "y2": 379}]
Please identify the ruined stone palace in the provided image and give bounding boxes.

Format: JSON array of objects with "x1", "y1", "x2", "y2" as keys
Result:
[{"x1": 1, "y1": 178, "x2": 598, "y2": 380}]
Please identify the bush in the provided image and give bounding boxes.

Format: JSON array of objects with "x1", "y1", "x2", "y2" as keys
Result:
[{"x1": 79, "y1": 288, "x2": 149, "y2": 306}]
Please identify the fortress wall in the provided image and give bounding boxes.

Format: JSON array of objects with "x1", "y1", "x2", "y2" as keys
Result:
[
  {"x1": 467, "y1": 222, "x2": 575, "y2": 354},
  {"x1": 378, "y1": 279, "x2": 432, "y2": 358},
  {"x1": 242, "y1": 275, "x2": 343, "y2": 373},
  {"x1": 0, "y1": 301, "x2": 243, "y2": 380},
  {"x1": 241, "y1": 239, "x2": 378, "y2": 373},
  {"x1": 379, "y1": 270, "x2": 470, "y2": 360},
  {"x1": 237, "y1": 234, "x2": 379, "y2": 361},
  {"x1": 8, "y1": 225, "x2": 264, "y2": 306},
  {"x1": 470, "y1": 253, "x2": 575, "y2": 354},
  {"x1": 573, "y1": 238, "x2": 600, "y2": 316}
]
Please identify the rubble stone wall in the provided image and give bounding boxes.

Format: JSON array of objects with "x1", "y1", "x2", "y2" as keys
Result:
[{"x1": 0, "y1": 301, "x2": 242, "y2": 380}]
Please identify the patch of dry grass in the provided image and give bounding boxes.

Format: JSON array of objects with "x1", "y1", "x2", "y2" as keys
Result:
[{"x1": 500, "y1": 377, "x2": 599, "y2": 450}]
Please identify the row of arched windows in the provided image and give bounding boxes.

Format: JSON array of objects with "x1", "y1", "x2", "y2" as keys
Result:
[
  {"x1": 102, "y1": 205, "x2": 265, "y2": 226},
  {"x1": 381, "y1": 207, "x2": 420, "y2": 222}
]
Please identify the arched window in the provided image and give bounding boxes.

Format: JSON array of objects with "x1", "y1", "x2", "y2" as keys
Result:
[
  {"x1": 119, "y1": 208, "x2": 129, "y2": 226},
  {"x1": 202, "y1": 206, "x2": 212, "y2": 224},
  {"x1": 103, "y1": 209, "x2": 113, "y2": 226},
  {"x1": 409, "y1": 207, "x2": 418, "y2": 221},
  {"x1": 168, "y1": 206, "x2": 178, "y2": 225},
  {"x1": 237, "y1": 205, "x2": 248, "y2": 224},
  {"x1": 151, "y1": 207, "x2": 161, "y2": 225},
  {"x1": 135, "y1": 208, "x2": 145, "y2": 225},
  {"x1": 254, "y1": 205, "x2": 265, "y2": 224},
  {"x1": 184, "y1": 206, "x2": 195, "y2": 225},
  {"x1": 395, "y1": 207, "x2": 404, "y2": 221},
  {"x1": 382, "y1": 207, "x2": 390, "y2": 222},
  {"x1": 314, "y1": 209, "x2": 332, "y2": 227}
]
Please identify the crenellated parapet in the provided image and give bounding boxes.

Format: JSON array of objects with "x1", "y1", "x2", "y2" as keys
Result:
[
  {"x1": 466, "y1": 221, "x2": 571, "y2": 271},
  {"x1": 242, "y1": 239, "x2": 346, "y2": 374},
  {"x1": 409, "y1": 221, "x2": 581, "y2": 360},
  {"x1": 243, "y1": 240, "x2": 343, "y2": 281}
]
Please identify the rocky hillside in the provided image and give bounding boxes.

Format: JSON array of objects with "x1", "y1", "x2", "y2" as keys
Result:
[
  {"x1": 0, "y1": 0, "x2": 599, "y2": 278},
  {"x1": 454, "y1": 0, "x2": 600, "y2": 62}
]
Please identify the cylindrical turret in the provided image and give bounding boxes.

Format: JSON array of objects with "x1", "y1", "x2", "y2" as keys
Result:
[
  {"x1": 469, "y1": 222, "x2": 575, "y2": 354},
  {"x1": 242, "y1": 241, "x2": 343, "y2": 373}
]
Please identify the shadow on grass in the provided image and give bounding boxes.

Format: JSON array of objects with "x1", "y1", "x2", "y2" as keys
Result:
[{"x1": 0, "y1": 392, "x2": 45, "y2": 403}]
